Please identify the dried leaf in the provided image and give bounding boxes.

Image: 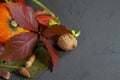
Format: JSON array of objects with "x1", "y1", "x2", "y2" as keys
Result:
[
  {"x1": 7, "y1": 1, "x2": 38, "y2": 31},
  {"x1": 0, "y1": 43, "x2": 4, "y2": 57},
  {"x1": 1, "y1": 32, "x2": 37, "y2": 61},
  {"x1": 43, "y1": 25, "x2": 72, "y2": 41},
  {"x1": 40, "y1": 36, "x2": 60, "y2": 69}
]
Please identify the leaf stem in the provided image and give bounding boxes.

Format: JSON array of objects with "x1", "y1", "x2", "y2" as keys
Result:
[
  {"x1": 33, "y1": 0, "x2": 55, "y2": 17},
  {"x1": 0, "y1": 64, "x2": 20, "y2": 69},
  {"x1": 32, "y1": 0, "x2": 60, "y2": 24}
]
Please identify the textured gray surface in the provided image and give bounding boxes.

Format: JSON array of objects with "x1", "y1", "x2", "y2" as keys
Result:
[{"x1": 1, "y1": 0, "x2": 120, "y2": 80}]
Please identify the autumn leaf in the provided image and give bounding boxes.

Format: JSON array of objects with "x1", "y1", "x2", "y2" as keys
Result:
[
  {"x1": 0, "y1": 43, "x2": 4, "y2": 57},
  {"x1": 43, "y1": 25, "x2": 72, "y2": 40},
  {"x1": 1, "y1": 32, "x2": 37, "y2": 61},
  {"x1": 35, "y1": 10, "x2": 48, "y2": 16},
  {"x1": 35, "y1": 10, "x2": 57, "y2": 31},
  {"x1": 40, "y1": 36, "x2": 60, "y2": 69},
  {"x1": 7, "y1": 1, "x2": 38, "y2": 31},
  {"x1": 37, "y1": 13, "x2": 56, "y2": 26},
  {"x1": 0, "y1": 47, "x2": 50, "y2": 78}
]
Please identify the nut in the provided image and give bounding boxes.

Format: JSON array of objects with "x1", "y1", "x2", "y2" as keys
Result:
[
  {"x1": 25, "y1": 54, "x2": 36, "y2": 68},
  {"x1": 19, "y1": 67, "x2": 30, "y2": 78},
  {"x1": 58, "y1": 33, "x2": 77, "y2": 51}
]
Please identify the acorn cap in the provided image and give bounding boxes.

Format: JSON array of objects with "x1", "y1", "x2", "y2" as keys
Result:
[{"x1": 19, "y1": 67, "x2": 30, "y2": 78}]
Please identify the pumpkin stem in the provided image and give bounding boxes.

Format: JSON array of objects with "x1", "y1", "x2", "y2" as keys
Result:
[
  {"x1": 11, "y1": 20, "x2": 18, "y2": 27},
  {"x1": 8, "y1": 19, "x2": 19, "y2": 31}
]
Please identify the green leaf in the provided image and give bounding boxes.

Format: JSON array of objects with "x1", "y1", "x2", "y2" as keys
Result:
[
  {"x1": 49, "y1": 20, "x2": 58, "y2": 26},
  {"x1": 0, "y1": 47, "x2": 51, "y2": 78},
  {"x1": 75, "y1": 31, "x2": 81, "y2": 37},
  {"x1": 0, "y1": 60, "x2": 26, "y2": 72},
  {"x1": 72, "y1": 30, "x2": 76, "y2": 35},
  {"x1": 72, "y1": 30, "x2": 81, "y2": 37},
  {"x1": 28, "y1": 47, "x2": 50, "y2": 78}
]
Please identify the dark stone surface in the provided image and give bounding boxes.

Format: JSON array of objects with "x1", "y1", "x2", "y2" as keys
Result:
[{"x1": 1, "y1": 0, "x2": 120, "y2": 80}]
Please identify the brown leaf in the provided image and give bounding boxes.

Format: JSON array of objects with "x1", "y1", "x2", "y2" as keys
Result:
[
  {"x1": 1, "y1": 32, "x2": 37, "y2": 61},
  {"x1": 7, "y1": 1, "x2": 38, "y2": 31},
  {"x1": 43, "y1": 25, "x2": 72, "y2": 41},
  {"x1": 40, "y1": 36, "x2": 60, "y2": 69}
]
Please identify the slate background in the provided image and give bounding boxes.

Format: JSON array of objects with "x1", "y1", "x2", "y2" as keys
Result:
[{"x1": 1, "y1": 0, "x2": 120, "y2": 80}]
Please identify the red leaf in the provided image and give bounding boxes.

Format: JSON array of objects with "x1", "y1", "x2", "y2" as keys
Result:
[
  {"x1": 0, "y1": 43, "x2": 4, "y2": 57},
  {"x1": 35, "y1": 10, "x2": 49, "y2": 16},
  {"x1": 36, "y1": 10, "x2": 56, "y2": 26},
  {"x1": 1, "y1": 32, "x2": 37, "y2": 61},
  {"x1": 37, "y1": 15, "x2": 55, "y2": 26},
  {"x1": 40, "y1": 36, "x2": 60, "y2": 69},
  {"x1": 7, "y1": 1, "x2": 38, "y2": 31},
  {"x1": 43, "y1": 25, "x2": 72, "y2": 40}
]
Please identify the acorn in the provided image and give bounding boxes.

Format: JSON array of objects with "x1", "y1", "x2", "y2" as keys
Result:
[
  {"x1": 25, "y1": 54, "x2": 36, "y2": 68},
  {"x1": 0, "y1": 70, "x2": 10, "y2": 80},
  {"x1": 19, "y1": 67, "x2": 30, "y2": 78},
  {"x1": 57, "y1": 33, "x2": 77, "y2": 51}
]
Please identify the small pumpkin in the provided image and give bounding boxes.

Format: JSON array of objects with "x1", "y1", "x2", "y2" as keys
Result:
[{"x1": 0, "y1": 3, "x2": 28, "y2": 43}]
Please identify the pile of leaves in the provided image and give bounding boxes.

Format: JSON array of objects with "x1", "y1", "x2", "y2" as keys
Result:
[{"x1": 0, "y1": 0, "x2": 80, "y2": 79}]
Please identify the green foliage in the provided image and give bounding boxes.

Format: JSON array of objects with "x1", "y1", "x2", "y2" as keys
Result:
[
  {"x1": 0, "y1": 47, "x2": 50, "y2": 78},
  {"x1": 72, "y1": 30, "x2": 81, "y2": 37},
  {"x1": 28, "y1": 47, "x2": 50, "y2": 78},
  {"x1": 0, "y1": 60, "x2": 26, "y2": 72},
  {"x1": 49, "y1": 20, "x2": 58, "y2": 26}
]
